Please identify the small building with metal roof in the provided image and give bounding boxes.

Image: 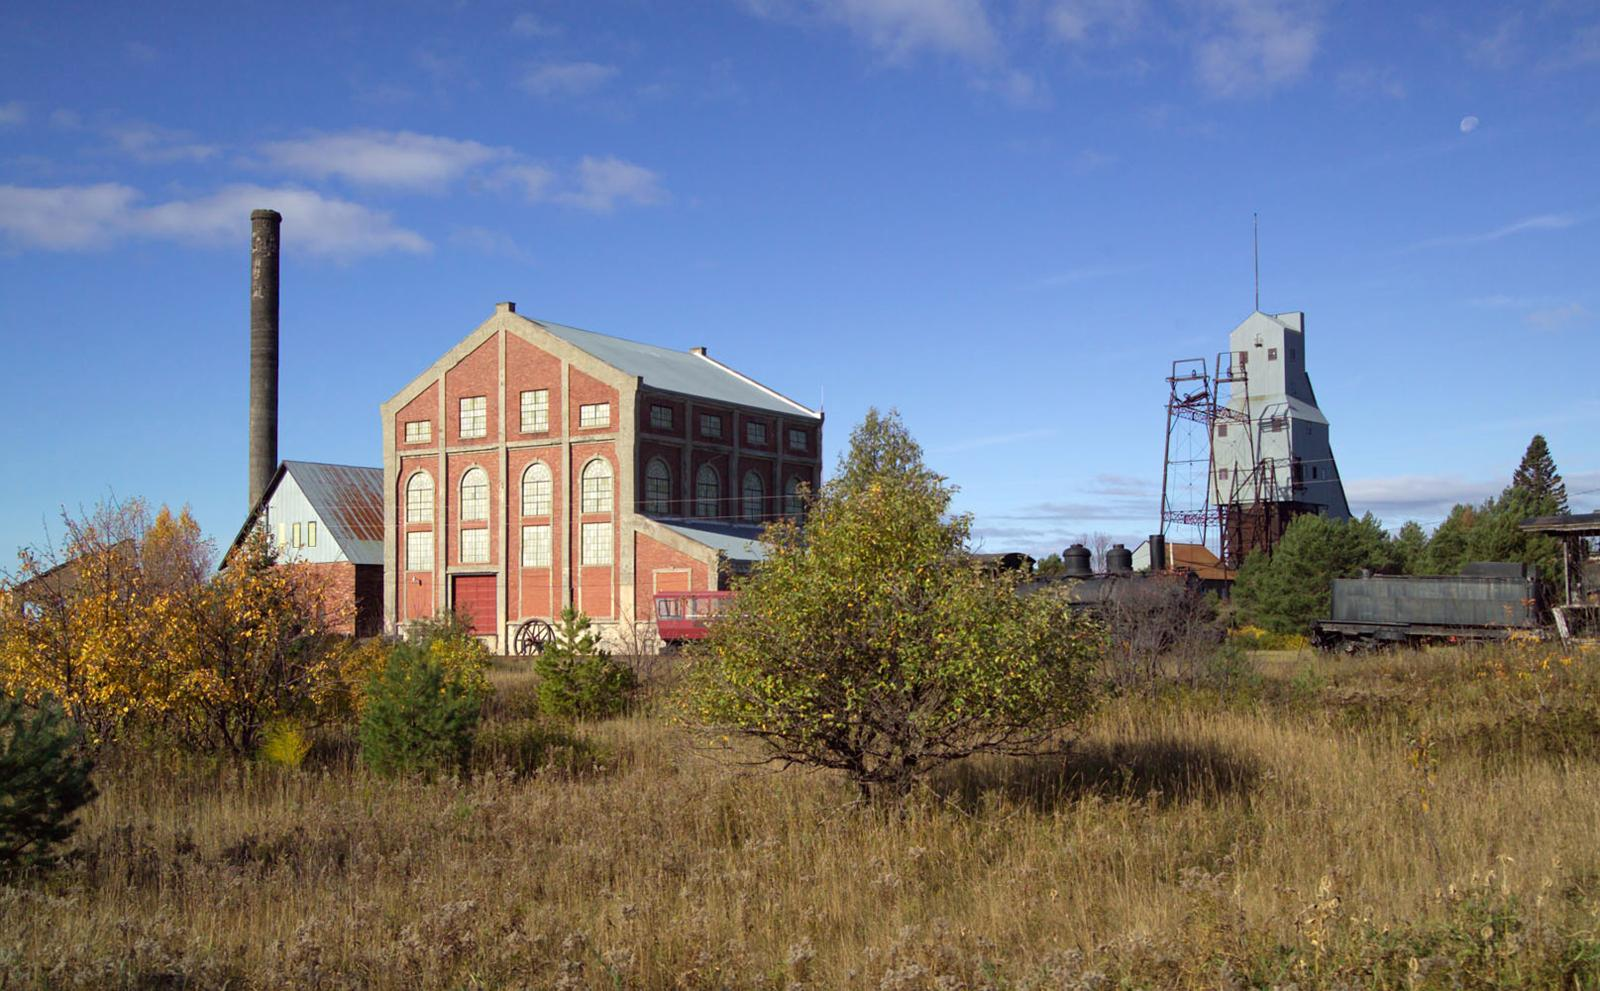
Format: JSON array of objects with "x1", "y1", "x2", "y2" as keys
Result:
[{"x1": 231, "y1": 460, "x2": 384, "y2": 636}]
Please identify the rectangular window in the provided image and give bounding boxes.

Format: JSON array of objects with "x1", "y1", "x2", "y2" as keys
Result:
[
  {"x1": 579, "y1": 403, "x2": 610, "y2": 429},
  {"x1": 276, "y1": 523, "x2": 285, "y2": 548},
  {"x1": 1217, "y1": 424, "x2": 1228, "y2": 437},
  {"x1": 460, "y1": 528, "x2": 489, "y2": 564},
  {"x1": 520, "y1": 390, "x2": 549, "y2": 433},
  {"x1": 746, "y1": 422, "x2": 767, "y2": 446},
  {"x1": 700, "y1": 413, "x2": 723, "y2": 438},
  {"x1": 650, "y1": 404, "x2": 673, "y2": 430},
  {"x1": 459, "y1": 396, "x2": 487, "y2": 439},
  {"x1": 306, "y1": 521, "x2": 317, "y2": 548},
  {"x1": 406, "y1": 531, "x2": 433, "y2": 571},
  {"x1": 581, "y1": 521, "x2": 613, "y2": 566},
  {"x1": 788, "y1": 428, "x2": 808, "y2": 451},
  {"x1": 1268, "y1": 347, "x2": 1279, "y2": 360},
  {"x1": 291, "y1": 522, "x2": 302, "y2": 548},
  {"x1": 404, "y1": 420, "x2": 432, "y2": 444},
  {"x1": 521, "y1": 524, "x2": 552, "y2": 567}
]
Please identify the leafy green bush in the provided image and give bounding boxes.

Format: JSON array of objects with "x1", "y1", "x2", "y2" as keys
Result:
[
  {"x1": 358, "y1": 642, "x2": 487, "y2": 778},
  {"x1": 0, "y1": 692, "x2": 97, "y2": 874},
  {"x1": 681, "y1": 409, "x2": 1103, "y2": 804},
  {"x1": 535, "y1": 608, "x2": 637, "y2": 720}
]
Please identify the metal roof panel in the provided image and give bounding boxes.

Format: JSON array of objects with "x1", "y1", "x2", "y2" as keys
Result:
[{"x1": 531, "y1": 317, "x2": 821, "y2": 419}]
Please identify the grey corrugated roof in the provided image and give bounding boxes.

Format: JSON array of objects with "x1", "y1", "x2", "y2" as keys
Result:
[
  {"x1": 531, "y1": 317, "x2": 821, "y2": 419},
  {"x1": 284, "y1": 462, "x2": 384, "y2": 565},
  {"x1": 661, "y1": 520, "x2": 769, "y2": 563}
]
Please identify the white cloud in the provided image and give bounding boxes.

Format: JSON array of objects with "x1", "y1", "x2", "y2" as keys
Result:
[
  {"x1": 260, "y1": 130, "x2": 509, "y2": 189},
  {"x1": 1459, "y1": 114, "x2": 1480, "y2": 133},
  {"x1": 554, "y1": 156, "x2": 665, "y2": 212},
  {"x1": 518, "y1": 61, "x2": 619, "y2": 98},
  {"x1": 1525, "y1": 302, "x2": 1590, "y2": 329},
  {"x1": 449, "y1": 226, "x2": 535, "y2": 262},
  {"x1": 971, "y1": 68, "x2": 1050, "y2": 107},
  {"x1": 495, "y1": 163, "x2": 558, "y2": 201},
  {"x1": 1407, "y1": 213, "x2": 1577, "y2": 251},
  {"x1": 745, "y1": 0, "x2": 999, "y2": 63},
  {"x1": 1343, "y1": 473, "x2": 1504, "y2": 525},
  {"x1": 1335, "y1": 65, "x2": 1406, "y2": 99},
  {"x1": 0, "y1": 183, "x2": 429, "y2": 257},
  {"x1": 1048, "y1": 0, "x2": 1143, "y2": 44},
  {"x1": 0, "y1": 183, "x2": 140, "y2": 250},
  {"x1": 0, "y1": 101, "x2": 25, "y2": 126},
  {"x1": 108, "y1": 122, "x2": 219, "y2": 163},
  {"x1": 510, "y1": 12, "x2": 559, "y2": 37},
  {"x1": 1191, "y1": 0, "x2": 1320, "y2": 98}
]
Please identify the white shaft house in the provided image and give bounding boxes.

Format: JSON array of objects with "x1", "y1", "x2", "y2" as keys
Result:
[{"x1": 1211, "y1": 311, "x2": 1349, "y2": 561}]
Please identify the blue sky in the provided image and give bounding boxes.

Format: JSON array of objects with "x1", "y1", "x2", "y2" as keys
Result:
[{"x1": 2, "y1": 0, "x2": 1597, "y2": 563}]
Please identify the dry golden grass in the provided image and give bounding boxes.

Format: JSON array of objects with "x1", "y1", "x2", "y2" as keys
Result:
[{"x1": 4, "y1": 646, "x2": 1600, "y2": 988}]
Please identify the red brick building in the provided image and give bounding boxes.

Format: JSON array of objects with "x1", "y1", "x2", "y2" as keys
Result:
[{"x1": 381, "y1": 302, "x2": 823, "y2": 649}]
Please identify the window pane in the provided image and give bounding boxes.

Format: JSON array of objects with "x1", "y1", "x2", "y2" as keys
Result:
[
  {"x1": 461, "y1": 468, "x2": 489, "y2": 521},
  {"x1": 520, "y1": 390, "x2": 549, "y2": 433},
  {"x1": 406, "y1": 530, "x2": 434, "y2": 570},
  {"x1": 581, "y1": 459, "x2": 613, "y2": 513},
  {"x1": 788, "y1": 428, "x2": 807, "y2": 451},
  {"x1": 405, "y1": 421, "x2": 432, "y2": 443},
  {"x1": 461, "y1": 528, "x2": 489, "y2": 563},
  {"x1": 307, "y1": 521, "x2": 317, "y2": 547},
  {"x1": 695, "y1": 465, "x2": 719, "y2": 518},
  {"x1": 645, "y1": 459, "x2": 671, "y2": 515},
  {"x1": 522, "y1": 524, "x2": 551, "y2": 567},
  {"x1": 522, "y1": 462, "x2": 551, "y2": 516},
  {"x1": 742, "y1": 471, "x2": 763, "y2": 519},
  {"x1": 460, "y1": 396, "x2": 486, "y2": 439},
  {"x1": 650, "y1": 405, "x2": 673, "y2": 429},
  {"x1": 581, "y1": 522, "x2": 612, "y2": 566},
  {"x1": 746, "y1": 422, "x2": 766, "y2": 445},
  {"x1": 784, "y1": 476, "x2": 802, "y2": 514},
  {"x1": 700, "y1": 413, "x2": 722, "y2": 438},
  {"x1": 406, "y1": 472, "x2": 434, "y2": 523},
  {"x1": 579, "y1": 403, "x2": 610, "y2": 429}
]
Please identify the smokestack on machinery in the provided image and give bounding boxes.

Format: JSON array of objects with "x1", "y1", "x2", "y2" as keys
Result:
[{"x1": 248, "y1": 209, "x2": 281, "y2": 512}]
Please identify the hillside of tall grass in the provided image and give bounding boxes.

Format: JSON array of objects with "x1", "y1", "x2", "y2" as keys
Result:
[{"x1": 4, "y1": 641, "x2": 1599, "y2": 989}]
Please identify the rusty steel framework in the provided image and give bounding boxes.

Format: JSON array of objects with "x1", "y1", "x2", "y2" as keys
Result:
[{"x1": 1160, "y1": 351, "x2": 1285, "y2": 569}]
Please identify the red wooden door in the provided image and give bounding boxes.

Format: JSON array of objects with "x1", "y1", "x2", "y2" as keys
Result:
[{"x1": 451, "y1": 575, "x2": 496, "y2": 635}]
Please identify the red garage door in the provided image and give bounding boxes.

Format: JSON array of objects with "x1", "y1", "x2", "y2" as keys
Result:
[{"x1": 452, "y1": 575, "x2": 496, "y2": 636}]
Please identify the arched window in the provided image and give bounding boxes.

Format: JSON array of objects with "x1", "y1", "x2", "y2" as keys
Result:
[
  {"x1": 644, "y1": 458, "x2": 671, "y2": 515},
  {"x1": 784, "y1": 475, "x2": 803, "y2": 515},
  {"x1": 695, "y1": 464, "x2": 720, "y2": 518},
  {"x1": 521, "y1": 461, "x2": 551, "y2": 516},
  {"x1": 405, "y1": 471, "x2": 434, "y2": 523},
  {"x1": 742, "y1": 471, "x2": 764, "y2": 520},
  {"x1": 580, "y1": 459, "x2": 613, "y2": 514},
  {"x1": 460, "y1": 467, "x2": 489, "y2": 521}
]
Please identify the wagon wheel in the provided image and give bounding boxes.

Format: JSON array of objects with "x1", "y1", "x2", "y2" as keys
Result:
[{"x1": 513, "y1": 618, "x2": 555, "y2": 656}]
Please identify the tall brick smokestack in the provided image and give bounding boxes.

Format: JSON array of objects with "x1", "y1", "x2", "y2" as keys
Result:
[{"x1": 248, "y1": 209, "x2": 281, "y2": 512}]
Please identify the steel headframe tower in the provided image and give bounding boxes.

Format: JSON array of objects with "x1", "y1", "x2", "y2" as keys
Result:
[{"x1": 1159, "y1": 349, "x2": 1265, "y2": 569}]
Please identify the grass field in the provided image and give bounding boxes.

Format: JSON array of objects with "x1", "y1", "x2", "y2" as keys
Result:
[{"x1": 4, "y1": 642, "x2": 1600, "y2": 989}]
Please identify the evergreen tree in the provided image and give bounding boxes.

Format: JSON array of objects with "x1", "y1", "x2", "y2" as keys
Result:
[
  {"x1": 1231, "y1": 512, "x2": 1395, "y2": 634},
  {"x1": 1393, "y1": 521, "x2": 1429, "y2": 575},
  {"x1": 0, "y1": 692, "x2": 97, "y2": 874},
  {"x1": 535, "y1": 608, "x2": 636, "y2": 720},
  {"x1": 1511, "y1": 434, "x2": 1569, "y2": 514}
]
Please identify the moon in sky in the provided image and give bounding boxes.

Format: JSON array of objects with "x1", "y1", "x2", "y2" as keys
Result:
[{"x1": 1460, "y1": 115, "x2": 1480, "y2": 133}]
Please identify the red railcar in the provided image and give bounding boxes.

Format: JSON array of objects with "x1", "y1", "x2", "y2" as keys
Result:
[{"x1": 654, "y1": 590, "x2": 735, "y2": 643}]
